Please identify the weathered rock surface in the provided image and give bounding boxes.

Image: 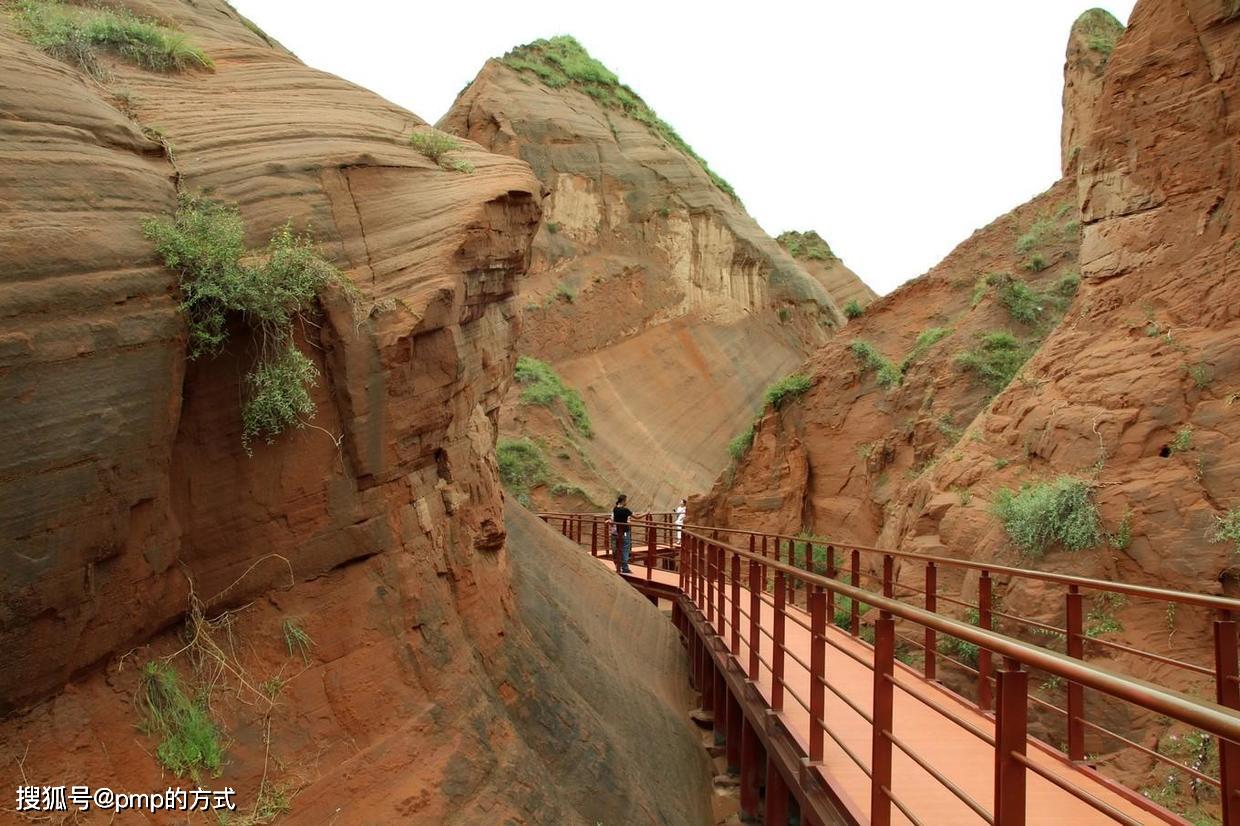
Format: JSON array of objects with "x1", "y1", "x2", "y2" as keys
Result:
[
  {"x1": 441, "y1": 46, "x2": 872, "y2": 509},
  {"x1": 1061, "y1": 8, "x2": 1125, "y2": 174},
  {"x1": 0, "y1": 3, "x2": 711, "y2": 821}
]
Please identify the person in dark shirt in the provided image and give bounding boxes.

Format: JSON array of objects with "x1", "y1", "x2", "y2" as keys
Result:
[{"x1": 612, "y1": 494, "x2": 634, "y2": 574}]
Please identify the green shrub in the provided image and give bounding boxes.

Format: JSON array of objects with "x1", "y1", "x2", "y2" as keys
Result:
[
  {"x1": 1015, "y1": 216, "x2": 1056, "y2": 254},
  {"x1": 139, "y1": 661, "x2": 224, "y2": 780},
  {"x1": 497, "y1": 437, "x2": 550, "y2": 504},
  {"x1": 849, "y1": 340, "x2": 901, "y2": 389},
  {"x1": 833, "y1": 595, "x2": 870, "y2": 632},
  {"x1": 14, "y1": 0, "x2": 212, "y2": 79},
  {"x1": 1025, "y1": 253, "x2": 1049, "y2": 273},
  {"x1": 991, "y1": 273, "x2": 1043, "y2": 324},
  {"x1": 777, "y1": 307, "x2": 791, "y2": 323},
  {"x1": 900, "y1": 327, "x2": 952, "y2": 373},
  {"x1": 993, "y1": 476, "x2": 1101, "y2": 556},
  {"x1": 1188, "y1": 362, "x2": 1214, "y2": 389},
  {"x1": 1075, "y1": 8, "x2": 1125, "y2": 59},
  {"x1": 514, "y1": 356, "x2": 591, "y2": 436},
  {"x1": 555, "y1": 283, "x2": 577, "y2": 303},
  {"x1": 409, "y1": 129, "x2": 459, "y2": 162},
  {"x1": 242, "y1": 345, "x2": 318, "y2": 450},
  {"x1": 501, "y1": 36, "x2": 737, "y2": 200},
  {"x1": 843, "y1": 299, "x2": 864, "y2": 319},
  {"x1": 955, "y1": 332, "x2": 1032, "y2": 396},
  {"x1": 1211, "y1": 509, "x2": 1240, "y2": 553},
  {"x1": 546, "y1": 221, "x2": 560, "y2": 234},
  {"x1": 728, "y1": 422, "x2": 756, "y2": 461},
  {"x1": 777, "y1": 230, "x2": 837, "y2": 261},
  {"x1": 765, "y1": 373, "x2": 813, "y2": 409},
  {"x1": 145, "y1": 195, "x2": 352, "y2": 451},
  {"x1": 1108, "y1": 510, "x2": 1133, "y2": 550},
  {"x1": 1055, "y1": 272, "x2": 1081, "y2": 297}
]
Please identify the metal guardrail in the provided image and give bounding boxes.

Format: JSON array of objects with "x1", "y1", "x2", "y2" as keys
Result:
[{"x1": 541, "y1": 511, "x2": 1240, "y2": 825}]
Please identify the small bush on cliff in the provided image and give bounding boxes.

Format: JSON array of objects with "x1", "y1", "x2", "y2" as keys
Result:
[
  {"x1": 139, "y1": 661, "x2": 224, "y2": 780},
  {"x1": 843, "y1": 299, "x2": 864, "y2": 320},
  {"x1": 728, "y1": 422, "x2": 756, "y2": 462},
  {"x1": 501, "y1": 36, "x2": 737, "y2": 201},
  {"x1": 408, "y1": 129, "x2": 473, "y2": 173},
  {"x1": 514, "y1": 356, "x2": 592, "y2": 436},
  {"x1": 145, "y1": 194, "x2": 353, "y2": 451},
  {"x1": 849, "y1": 341, "x2": 901, "y2": 390},
  {"x1": 900, "y1": 327, "x2": 952, "y2": 373},
  {"x1": 993, "y1": 476, "x2": 1101, "y2": 556},
  {"x1": 497, "y1": 438, "x2": 550, "y2": 505},
  {"x1": 955, "y1": 332, "x2": 1033, "y2": 396},
  {"x1": 765, "y1": 374, "x2": 813, "y2": 409},
  {"x1": 14, "y1": 0, "x2": 212, "y2": 79},
  {"x1": 1211, "y1": 509, "x2": 1240, "y2": 553}
]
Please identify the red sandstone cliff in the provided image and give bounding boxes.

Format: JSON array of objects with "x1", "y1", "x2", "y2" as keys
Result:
[
  {"x1": 0, "y1": 3, "x2": 711, "y2": 821},
  {"x1": 440, "y1": 40, "x2": 875, "y2": 510}
]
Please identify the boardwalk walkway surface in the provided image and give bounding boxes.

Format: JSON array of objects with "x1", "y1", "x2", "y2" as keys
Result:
[{"x1": 624, "y1": 561, "x2": 1161, "y2": 825}]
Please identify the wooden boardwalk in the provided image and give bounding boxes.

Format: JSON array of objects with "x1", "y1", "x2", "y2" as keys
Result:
[{"x1": 624, "y1": 560, "x2": 1170, "y2": 825}]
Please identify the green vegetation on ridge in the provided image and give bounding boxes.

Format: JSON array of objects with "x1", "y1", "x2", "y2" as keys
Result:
[
  {"x1": 13, "y1": 0, "x2": 212, "y2": 79},
  {"x1": 1073, "y1": 8, "x2": 1125, "y2": 59},
  {"x1": 497, "y1": 437, "x2": 551, "y2": 506},
  {"x1": 765, "y1": 374, "x2": 813, "y2": 409},
  {"x1": 777, "y1": 230, "x2": 838, "y2": 262},
  {"x1": 500, "y1": 36, "x2": 737, "y2": 200},
  {"x1": 139, "y1": 661, "x2": 224, "y2": 780},
  {"x1": 514, "y1": 356, "x2": 592, "y2": 436}
]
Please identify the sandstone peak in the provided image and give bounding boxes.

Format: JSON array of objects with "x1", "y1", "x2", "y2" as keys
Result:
[
  {"x1": 777, "y1": 230, "x2": 879, "y2": 313},
  {"x1": 497, "y1": 34, "x2": 738, "y2": 201},
  {"x1": 1061, "y1": 8, "x2": 1126, "y2": 174}
]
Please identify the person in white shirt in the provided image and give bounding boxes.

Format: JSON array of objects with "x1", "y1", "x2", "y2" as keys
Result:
[{"x1": 674, "y1": 498, "x2": 687, "y2": 545}]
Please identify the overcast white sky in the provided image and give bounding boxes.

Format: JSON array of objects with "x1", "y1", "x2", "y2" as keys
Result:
[{"x1": 233, "y1": 1, "x2": 1134, "y2": 295}]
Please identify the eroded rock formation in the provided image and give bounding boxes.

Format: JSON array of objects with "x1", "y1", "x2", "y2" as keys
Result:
[
  {"x1": 1062, "y1": 8, "x2": 1125, "y2": 174},
  {"x1": 0, "y1": 3, "x2": 711, "y2": 821},
  {"x1": 440, "y1": 39, "x2": 871, "y2": 510}
]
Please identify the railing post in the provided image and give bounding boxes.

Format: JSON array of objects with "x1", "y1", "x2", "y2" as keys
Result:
[
  {"x1": 978, "y1": 570, "x2": 993, "y2": 711},
  {"x1": 740, "y1": 716, "x2": 761, "y2": 819},
  {"x1": 765, "y1": 756, "x2": 790, "y2": 826},
  {"x1": 761, "y1": 535, "x2": 769, "y2": 592},
  {"x1": 679, "y1": 535, "x2": 687, "y2": 592},
  {"x1": 1214, "y1": 614, "x2": 1240, "y2": 826},
  {"x1": 925, "y1": 561, "x2": 937, "y2": 681},
  {"x1": 773, "y1": 568, "x2": 786, "y2": 711},
  {"x1": 850, "y1": 549, "x2": 861, "y2": 637},
  {"x1": 882, "y1": 553, "x2": 894, "y2": 598},
  {"x1": 590, "y1": 520, "x2": 598, "y2": 557},
  {"x1": 730, "y1": 552, "x2": 741, "y2": 653},
  {"x1": 826, "y1": 545, "x2": 836, "y2": 631},
  {"x1": 716, "y1": 544, "x2": 726, "y2": 636},
  {"x1": 871, "y1": 614, "x2": 895, "y2": 826},
  {"x1": 810, "y1": 587, "x2": 826, "y2": 762},
  {"x1": 646, "y1": 522, "x2": 655, "y2": 580},
  {"x1": 709, "y1": 543, "x2": 719, "y2": 627},
  {"x1": 994, "y1": 660, "x2": 1028, "y2": 826},
  {"x1": 1066, "y1": 585, "x2": 1085, "y2": 761},
  {"x1": 748, "y1": 557, "x2": 760, "y2": 679}
]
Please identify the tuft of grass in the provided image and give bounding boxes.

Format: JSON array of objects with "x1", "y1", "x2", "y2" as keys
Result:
[
  {"x1": 497, "y1": 437, "x2": 550, "y2": 505},
  {"x1": 993, "y1": 476, "x2": 1101, "y2": 556},
  {"x1": 282, "y1": 618, "x2": 313, "y2": 664},
  {"x1": 1086, "y1": 593, "x2": 1126, "y2": 638},
  {"x1": 501, "y1": 36, "x2": 737, "y2": 200},
  {"x1": 777, "y1": 307, "x2": 791, "y2": 323},
  {"x1": 139, "y1": 661, "x2": 224, "y2": 781},
  {"x1": 728, "y1": 421, "x2": 756, "y2": 462},
  {"x1": 777, "y1": 230, "x2": 837, "y2": 261},
  {"x1": 1025, "y1": 253, "x2": 1049, "y2": 273},
  {"x1": 1108, "y1": 510, "x2": 1133, "y2": 550},
  {"x1": 994, "y1": 457, "x2": 1010, "y2": 469},
  {"x1": 843, "y1": 299, "x2": 864, "y2": 320},
  {"x1": 955, "y1": 332, "x2": 1033, "y2": 396},
  {"x1": 1188, "y1": 362, "x2": 1214, "y2": 389},
  {"x1": 900, "y1": 327, "x2": 952, "y2": 373},
  {"x1": 849, "y1": 340, "x2": 901, "y2": 390},
  {"x1": 1171, "y1": 425, "x2": 1193, "y2": 453},
  {"x1": 990, "y1": 273, "x2": 1044, "y2": 325},
  {"x1": 554, "y1": 283, "x2": 577, "y2": 303},
  {"x1": 1055, "y1": 271, "x2": 1081, "y2": 297},
  {"x1": 513, "y1": 356, "x2": 591, "y2": 436},
  {"x1": 14, "y1": 0, "x2": 213, "y2": 79},
  {"x1": 1211, "y1": 509, "x2": 1240, "y2": 553},
  {"x1": 145, "y1": 195, "x2": 353, "y2": 452},
  {"x1": 765, "y1": 374, "x2": 813, "y2": 409}
]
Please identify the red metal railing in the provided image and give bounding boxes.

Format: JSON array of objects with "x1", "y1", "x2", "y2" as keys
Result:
[{"x1": 541, "y1": 511, "x2": 1240, "y2": 825}]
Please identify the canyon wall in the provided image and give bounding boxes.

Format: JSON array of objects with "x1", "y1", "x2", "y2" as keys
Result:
[
  {"x1": 441, "y1": 41, "x2": 871, "y2": 510},
  {"x1": 0, "y1": 2, "x2": 711, "y2": 821}
]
